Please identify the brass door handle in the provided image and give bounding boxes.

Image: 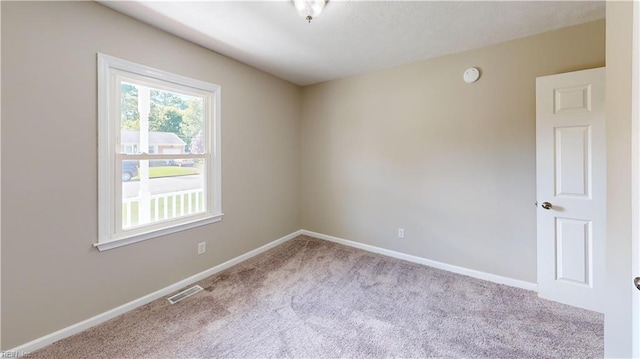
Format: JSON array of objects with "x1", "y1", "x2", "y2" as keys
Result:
[{"x1": 541, "y1": 202, "x2": 553, "y2": 210}]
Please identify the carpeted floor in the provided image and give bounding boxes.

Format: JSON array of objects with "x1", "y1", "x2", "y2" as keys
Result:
[{"x1": 32, "y1": 235, "x2": 603, "y2": 358}]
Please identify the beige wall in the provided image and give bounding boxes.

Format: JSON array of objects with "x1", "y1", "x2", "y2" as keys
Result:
[
  {"x1": 604, "y1": 1, "x2": 634, "y2": 357},
  {"x1": 300, "y1": 20, "x2": 605, "y2": 283},
  {"x1": 1, "y1": 2, "x2": 301, "y2": 349}
]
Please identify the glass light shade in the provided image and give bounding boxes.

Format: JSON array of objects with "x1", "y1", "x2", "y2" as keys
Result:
[{"x1": 294, "y1": 0, "x2": 326, "y2": 22}]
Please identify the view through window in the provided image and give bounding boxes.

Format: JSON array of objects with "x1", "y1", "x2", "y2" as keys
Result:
[
  {"x1": 119, "y1": 81, "x2": 206, "y2": 228},
  {"x1": 98, "y1": 54, "x2": 221, "y2": 250}
]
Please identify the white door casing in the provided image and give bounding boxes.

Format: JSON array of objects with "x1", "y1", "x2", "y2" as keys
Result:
[
  {"x1": 536, "y1": 68, "x2": 606, "y2": 313},
  {"x1": 632, "y1": 1, "x2": 640, "y2": 356}
]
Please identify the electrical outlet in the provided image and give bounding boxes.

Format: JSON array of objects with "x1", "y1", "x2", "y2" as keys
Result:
[
  {"x1": 197, "y1": 242, "x2": 206, "y2": 255},
  {"x1": 398, "y1": 228, "x2": 405, "y2": 239}
]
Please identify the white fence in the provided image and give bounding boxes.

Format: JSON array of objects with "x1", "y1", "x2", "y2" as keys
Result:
[{"x1": 122, "y1": 188, "x2": 205, "y2": 228}]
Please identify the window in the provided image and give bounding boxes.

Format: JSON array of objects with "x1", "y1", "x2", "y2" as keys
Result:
[{"x1": 97, "y1": 54, "x2": 222, "y2": 251}]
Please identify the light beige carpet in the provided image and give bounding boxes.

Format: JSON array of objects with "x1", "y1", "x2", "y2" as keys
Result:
[{"x1": 32, "y1": 235, "x2": 603, "y2": 358}]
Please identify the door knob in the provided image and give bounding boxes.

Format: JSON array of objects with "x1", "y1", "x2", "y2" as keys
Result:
[
  {"x1": 541, "y1": 202, "x2": 553, "y2": 210},
  {"x1": 635, "y1": 277, "x2": 640, "y2": 291}
]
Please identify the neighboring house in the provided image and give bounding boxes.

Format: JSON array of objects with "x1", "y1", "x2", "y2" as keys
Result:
[{"x1": 121, "y1": 130, "x2": 186, "y2": 154}]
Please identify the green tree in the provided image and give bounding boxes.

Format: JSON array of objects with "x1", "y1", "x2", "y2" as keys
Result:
[
  {"x1": 120, "y1": 83, "x2": 140, "y2": 130},
  {"x1": 180, "y1": 99, "x2": 204, "y2": 151},
  {"x1": 120, "y1": 85, "x2": 204, "y2": 151},
  {"x1": 149, "y1": 106, "x2": 183, "y2": 135},
  {"x1": 151, "y1": 90, "x2": 187, "y2": 109}
]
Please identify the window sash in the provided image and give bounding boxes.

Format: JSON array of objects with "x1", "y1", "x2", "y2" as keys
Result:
[
  {"x1": 114, "y1": 154, "x2": 210, "y2": 234},
  {"x1": 114, "y1": 73, "x2": 213, "y2": 156}
]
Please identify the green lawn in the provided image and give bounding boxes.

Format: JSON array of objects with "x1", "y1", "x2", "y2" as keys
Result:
[{"x1": 133, "y1": 166, "x2": 198, "y2": 180}]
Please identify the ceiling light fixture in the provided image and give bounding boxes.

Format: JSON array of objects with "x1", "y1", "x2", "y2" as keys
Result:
[{"x1": 293, "y1": 0, "x2": 326, "y2": 23}]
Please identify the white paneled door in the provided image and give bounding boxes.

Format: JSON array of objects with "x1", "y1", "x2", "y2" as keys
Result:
[{"x1": 536, "y1": 68, "x2": 606, "y2": 313}]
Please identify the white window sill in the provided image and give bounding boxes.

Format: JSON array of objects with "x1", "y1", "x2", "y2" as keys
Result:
[{"x1": 95, "y1": 213, "x2": 224, "y2": 251}]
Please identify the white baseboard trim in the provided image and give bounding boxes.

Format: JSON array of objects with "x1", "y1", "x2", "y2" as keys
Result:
[
  {"x1": 7, "y1": 230, "x2": 303, "y2": 356},
  {"x1": 301, "y1": 230, "x2": 538, "y2": 292}
]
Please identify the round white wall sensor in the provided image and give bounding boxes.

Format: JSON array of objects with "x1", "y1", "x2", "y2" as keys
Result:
[{"x1": 463, "y1": 67, "x2": 480, "y2": 84}]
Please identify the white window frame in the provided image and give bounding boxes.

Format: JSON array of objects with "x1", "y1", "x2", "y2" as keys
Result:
[{"x1": 96, "y1": 53, "x2": 222, "y2": 251}]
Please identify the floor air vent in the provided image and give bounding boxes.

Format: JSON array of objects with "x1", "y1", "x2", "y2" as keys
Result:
[{"x1": 167, "y1": 285, "x2": 203, "y2": 304}]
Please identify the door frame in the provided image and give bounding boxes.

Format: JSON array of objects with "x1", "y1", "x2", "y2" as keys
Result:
[{"x1": 632, "y1": 0, "x2": 640, "y2": 356}]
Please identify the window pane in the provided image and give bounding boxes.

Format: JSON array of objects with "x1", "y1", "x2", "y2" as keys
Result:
[
  {"x1": 119, "y1": 81, "x2": 206, "y2": 155},
  {"x1": 121, "y1": 159, "x2": 206, "y2": 229}
]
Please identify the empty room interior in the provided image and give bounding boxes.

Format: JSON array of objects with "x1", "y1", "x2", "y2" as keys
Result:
[{"x1": 2, "y1": 0, "x2": 639, "y2": 358}]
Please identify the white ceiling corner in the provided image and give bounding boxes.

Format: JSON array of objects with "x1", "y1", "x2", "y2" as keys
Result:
[{"x1": 98, "y1": 1, "x2": 605, "y2": 86}]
